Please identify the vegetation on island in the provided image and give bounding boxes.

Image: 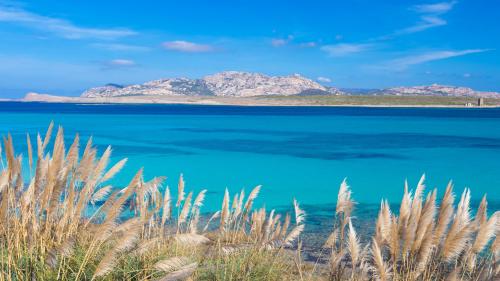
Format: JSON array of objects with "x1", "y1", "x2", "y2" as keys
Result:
[
  {"x1": 0, "y1": 123, "x2": 498, "y2": 280},
  {"x1": 261, "y1": 95, "x2": 500, "y2": 107}
]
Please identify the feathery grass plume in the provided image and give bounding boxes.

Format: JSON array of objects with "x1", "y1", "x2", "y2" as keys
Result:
[
  {"x1": 135, "y1": 237, "x2": 161, "y2": 256},
  {"x1": 46, "y1": 237, "x2": 76, "y2": 268},
  {"x1": 42, "y1": 121, "x2": 54, "y2": 150},
  {"x1": 263, "y1": 209, "x2": 276, "y2": 239},
  {"x1": 441, "y1": 188, "x2": 472, "y2": 262},
  {"x1": 243, "y1": 185, "x2": 261, "y2": 218},
  {"x1": 157, "y1": 262, "x2": 197, "y2": 281},
  {"x1": 434, "y1": 181, "x2": 455, "y2": 246},
  {"x1": 323, "y1": 228, "x2": 339, "y2": 249},
  {"x1": 472, "y1": 211, "x2": 498, "y2": 253},
  {"x1": 203, "y1": 210, "x2": 220, "y2": 232},
  {"x1": 90, "y1": 185, "x2": 112, "y2": 204},
  {"x1": 77, "y1": 147, "x2": 96, "y2": 185},
  {"x1": 492, "y1": 236, "x2": 500, "y2": 258},
  {"x1": 336, "y1": 178, "x2": 354, "y2": 216},
  {"x1": 473, "y1": 195, "x2": 488, "y2": 229},
  {"x1": 178, "y1": 191, "x2": 193, "y2": 225},
  {"x1": 92, "y1": 250, "x2": 117, "y2": 278},
  {"x1": 416, "y1": 224, "x2": 435, "y2": 276},
  {"x1": 65, "y1": 133, "x2": 80, "y2": 169},
  {"x1": 154, "y1": 257, "x2": 191, "y2": 272},
  {"x1": 94, "y1": 169, "x2": 142, "y2": 242},
  {"x1": 399, "y1": 180, "x2": 412, "y2": 234},
  {"x1": 192, "y1": 189, "x2": 207, "y2": 210},
  {"x1": 403, "y1": 174, "x2": 426, "y2": 255},
  {"x1": 375, "y1": 200, "x2": 392, "y2": 246},
  {"x1": 232, "y1": 193, "x2": 239, "y2": 210},
  {"x1": 174, "y1": 233, "x2": 210, "y2": 246},
  {"x1": 284, "y1": 224, "x2": 304, "y2": 247},
  {"x1": 282, "y1": 199, "x2": 305, "y2": 247},
  {"x1": 101, "y1": 158, "x2": 127, "y2": 183},
  {"x1": 161, "y1": 186, "x2": 172, "y2": 227},
  {"x1": 412, "y1": 189, "x2": 437, "y2": 252},
  {"x1": 280, "y1": 213, "x2": 291, "y2": 238},
  {"x1": 445, "y1": 267, "x2": 461, "y2": 281},
  {"x1": 0, "y1": 171, "x2": 9, "y2": 194},
  {"x1": 93, "y1": 145, "x2": 112, "y2": 181},
  {"x1": 336, "y1": 178, "x2": 355, "y2": 243},
  {"x1": 26, "y1": 133, "x2": 33, "y2": 172},
  {"x1": 189, "y1": 189, "x2": 207, "y2": 233},
  {"x1": 347, "y1": 219, "x2": 361, "y2": 266},
  {"x1": 176, "y1": 173, "x2": 185, "y2": 207},
  {"x1": 113, "y1": 218, "x2": 142, "y2": 252},
  {"x1": 389, "y1": 217, "x2": 401, "y2": 263},
  {"x1": 220, "y1": 188, "x2": 230, "y2": 231},
  {"x1": 492, "y1": 236, "x2": 500, "y2": 277},
  {"x1": 236, "y1": 189, "x2": 245, "y2": 217},
  {"x1": 371, "y1": 238, "x2": 391, "y2": 281},
  {"x1": 143, "y1": 176, "x2": 166, "y2": 198},
  {"x1": 293, "y1": 198, "x2": 306, "y2": 225}
]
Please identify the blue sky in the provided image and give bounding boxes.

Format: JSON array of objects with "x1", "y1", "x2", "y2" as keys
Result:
[{"x1": 0, "y1": 0, "x2": 499, "y2": 98}]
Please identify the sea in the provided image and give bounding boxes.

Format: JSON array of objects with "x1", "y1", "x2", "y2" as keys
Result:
[{"x1": 0, "y1": 102, "x2": 499, "y2": 250}]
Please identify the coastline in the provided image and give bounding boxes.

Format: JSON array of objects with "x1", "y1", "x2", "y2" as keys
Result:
[{"x1": 8, "y1": 94, "x2": 500, "y2": 108}]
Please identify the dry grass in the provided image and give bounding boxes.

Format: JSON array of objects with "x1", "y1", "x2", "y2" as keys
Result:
[
  {"x1": 318, "y1": 175, "x2": 499, "y2": 281},
  {"x1": 0, "y1": 124, "x2": 498, "y2": 280}
]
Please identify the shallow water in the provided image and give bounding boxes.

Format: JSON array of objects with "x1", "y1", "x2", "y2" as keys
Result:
[{"x1": 0, "y1": 102, "x2": 499, "y2": 213}]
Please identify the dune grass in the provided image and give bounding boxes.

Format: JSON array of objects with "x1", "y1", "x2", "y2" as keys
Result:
[{"x1": 0, "y1": 123, "x2": 498, "y2": 280}]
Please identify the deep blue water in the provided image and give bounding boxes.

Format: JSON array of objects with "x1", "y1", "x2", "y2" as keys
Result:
[{"x1": 0, "y1": 102, "x2": 499, "y2": 213}]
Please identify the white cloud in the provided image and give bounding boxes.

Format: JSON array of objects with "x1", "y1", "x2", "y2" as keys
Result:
[
  {"x1": 101, "y1": 59, "x2": 136, "y2": 69},
  {"x1": 270, "y1": 35, "x2": 294, "y2": 47},
  {"x1": 162, "y1": 41, "x2": 214, "y2": 53},
  {"x1": 0, "y1": 5, "x2": 136, "y2": 39},
  {"x1": 413, "y1": 1, "x2": 457, "y2": 14},
  {"x1": 90, "y1": 43, "x2": 150, "y2": 52},
  {"x1": 271, "y1": 38, "x2": 287, "y2": 47},
  {"x1": 388, "y1": 49, "x2": 491, "y2": 70},
  {"x1": 463, "y1": 73, "x2": 471, "y2": 78},
  {"x1": 398, "y1": 15, "x2": 447, "y2": 34},
  {"x1": 109, "y1": 59, "x2": 135, "y2": 66},
  {"x1": 395, "y1": 1, "x2": 457, "y2": 35},
  {"x1": 321, "y1": 43, "x2": 371, "y2": 57},
  {"x1": 317, "y1": 77, "x2": 331, "y2": 83},
  {"x1": 300, "y1": 42, "x2": 316, "y2": 48}
]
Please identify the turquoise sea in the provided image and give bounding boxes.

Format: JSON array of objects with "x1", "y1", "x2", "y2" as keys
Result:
[
  {"x1": 0, "y1": 102, "x2": 500, "y2": 207},
  {"x1": 0, "y1": 102, "x2": 499, "y2": 217}
]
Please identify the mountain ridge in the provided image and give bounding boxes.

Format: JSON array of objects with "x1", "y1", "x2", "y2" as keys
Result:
[
  {"x1": 80, "y1": 72, "x2": 500, "y2": 99},
  {"x1": 81, "y1": 71, "x2": 343, "y2": 98}
]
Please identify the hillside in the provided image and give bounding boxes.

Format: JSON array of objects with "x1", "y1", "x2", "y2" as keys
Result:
[{"x1": 81, "y1": 71, "x2": 343, "y2": 98}]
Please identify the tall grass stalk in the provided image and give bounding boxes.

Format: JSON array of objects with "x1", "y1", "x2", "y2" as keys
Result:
[{"x1": 0, "y1": 124, "x2": 497, "y2": 280}]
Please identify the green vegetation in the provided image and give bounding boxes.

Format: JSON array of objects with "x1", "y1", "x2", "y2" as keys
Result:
[
  {"x1": 0, "y1": 123, "x2": 498, "y2": 280},
  {"x1": 262, "y1": 95, "x2": 500, "y2": 106}
]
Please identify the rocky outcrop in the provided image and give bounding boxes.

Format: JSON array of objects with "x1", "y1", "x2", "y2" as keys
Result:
[
  {"x1": 383, "y1": 84, "x2": 500, "y2": 98},
  {"x1": 81, "y1": 71, "x2": 343, "y2": 98}
]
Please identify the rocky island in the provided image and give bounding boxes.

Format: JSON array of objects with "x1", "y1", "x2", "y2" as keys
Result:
[{"x1": 18, "y1": 71, "x2": 500, "y2": 107}]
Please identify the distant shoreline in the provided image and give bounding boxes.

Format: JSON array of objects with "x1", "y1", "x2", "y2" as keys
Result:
[
  {"x1": 10, "y1": 94, "x2": 500, "y2": 109},
  {"x1": 6, "y1": 101, "x2": 500, "y2": 109}
]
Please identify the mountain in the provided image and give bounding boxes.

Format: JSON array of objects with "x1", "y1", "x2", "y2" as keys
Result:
[
  {"x1": 381, "y1": 84, "x2": 500, "y2": 98},
  {"x1": 81, "y1": 71, "x2": 343, "y2": 98}
]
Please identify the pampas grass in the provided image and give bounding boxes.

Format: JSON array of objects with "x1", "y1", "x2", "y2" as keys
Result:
[{"x1": 0, "y1": 124, "x2": 498, "y2": 281}]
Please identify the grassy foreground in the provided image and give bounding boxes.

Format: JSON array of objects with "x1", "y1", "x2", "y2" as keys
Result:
[{"x1": 0, "y1": 123, "x2": 498, "y2": 280}]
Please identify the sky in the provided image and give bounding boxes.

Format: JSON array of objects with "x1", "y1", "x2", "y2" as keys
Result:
[{"x1": 0, "y1": 0, "x2": 499, "y2": 98}]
